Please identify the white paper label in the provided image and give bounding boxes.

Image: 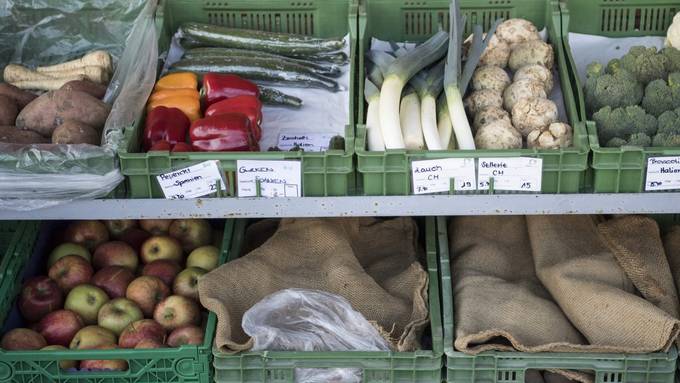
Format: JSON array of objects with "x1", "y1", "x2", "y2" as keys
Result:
[
  {"x1": 277, "y1": 133, "x2": 335, "y2": 152},
  {"x1": 478, "y1": 157, "x2": 543, "y2": 192},
  {"x1": 157, "y1": 160, "x2": 225, "y2": 199},
  {"x1": 411, "y1": 158, "x2": 476, "y2": 194},
  {"x1": 645, "y1": 156, "x2": 680, "y2": 191},
  {"x1": 236, "y1": 160, "x2": 302, "y2": 197}
]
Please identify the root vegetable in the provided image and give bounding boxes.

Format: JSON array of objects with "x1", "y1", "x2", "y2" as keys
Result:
[
  {"x1": 511, "y1": 97, "x2": 558, "y2": 136},
  {"x1": 15, "y1": 89, "x2": 110, "y2": 137},
  {"x1": 471, "y1": 65, "x2": 511, "y2": 93},
  {"x1": 11, "y1": 76, "x2": 88, "y2": 91},
  {"x1": 37, "y1": 51, "x2": 112, "y2": 75},
  {"x1": 52, "y1": 120, "x2": 100, "y2": 145},
  {"x1": 495, "y1": 19, "x2": 541, "y2": 48},
  {"x1": 464, "y1": 89, "x2": 503, "y2": 116},
  {"x1": 0, "y1": 126, "x2": 49, "y2": 144},
  {"x1": 503, "y1": 79, "x2": 547, "y2": 111},
  {"x1": 474, "y1": 119, "x2": 522, "y2": 149},
  {"x1": 61, "y1": 80, "x2": 108, "y2": 99},
  {"x1": 480, "y1": 35, "x2": 511, "y2": 68},
  {"x1": 508, "y1": 40, "x2": 554, "y2": 71},
  {"x1": 0, "y1": 83, "x2": 37, "y2": 108},
  {"x1": 43, "y1": 66, "x2": 109, "y2": 84},
  {"x1": 0, "y1": 95, "x2": 18, "y2": 126},
  {"x1": 514, "y1": 64, "x2": 553, "y2": 93},
  {"x1": 473, "y1": 107, "x2": 511, "y2": 131},
  {"x1": 527, "y1": 123, "x2": 573, "y2": 149},
  {"x1": 3, "y1": 64, "x2": 53, "y2": 83}
]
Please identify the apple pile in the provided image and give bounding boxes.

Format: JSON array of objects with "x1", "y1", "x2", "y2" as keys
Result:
[{"x1": 0, "y1": 219, "x2": 219, "y2": 371}]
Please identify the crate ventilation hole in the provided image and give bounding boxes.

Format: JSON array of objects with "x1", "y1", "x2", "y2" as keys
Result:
[{"x1": 207, "y1": 12, "x2": 314, "y2": 35}]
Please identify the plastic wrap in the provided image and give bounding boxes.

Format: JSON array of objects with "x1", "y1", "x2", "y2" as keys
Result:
[
  {"x1": 0, "y1": 0, "x2": 158, "y2": 210},
  {"x1": 242, "y1": 289, "x2": 390, "y2": 383}
]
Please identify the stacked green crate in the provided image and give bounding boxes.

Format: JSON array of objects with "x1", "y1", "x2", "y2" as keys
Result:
[
  {"x1": 118, "y1": 0, "x2": 358, "y2": 198},
  {"x1": 355, "y1": 0, "x2": 589, "y2": 195}
]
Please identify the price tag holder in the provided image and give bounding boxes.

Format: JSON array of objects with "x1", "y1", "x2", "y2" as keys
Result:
[
  {"x1": 411, "y1": 158, "x2": 476, "y2": 194},
  {"x1": 236, "y1": 160, "x2": 302, "y2": 197},
  {"x1": 157, "y1": 160, "x2": 225, "y2": 199},
  {"x1": 478, "y1": 157, "x2": 542, "y2": 192},
  {"x1": 277, "y1": 133, "x2": 335, "y2": 152},
  {"x1": 645, "y1": 156, "x2": 680, "y2": 191}
]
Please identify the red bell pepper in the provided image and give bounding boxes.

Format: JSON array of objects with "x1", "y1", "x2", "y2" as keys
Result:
[
  {"x1": 171, "y1": 142, "x2": 193, "y2": 152},
  {"x1": 143, "y1": 106, "x2": 190, "y2": 151},
  {"x1": 202, "y1": 73, "x2": 259, "y2": 107},
  {"x1": 204, "y1": 95, "x2": 263, "y2": 141},
  {"x1": 190, "y1": 113, "x2": 258, "y2": 152}
]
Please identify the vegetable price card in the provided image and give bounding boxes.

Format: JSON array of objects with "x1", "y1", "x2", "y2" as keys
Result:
[
  {"x1": 277, "y1": 133, "x2": 336, "y2": 152},
  {"x1": 236, "y1": 160, "x2": 302, "y2": 198},
  {"x1": 157, "y1": 160, "x2": 226, "y2": 199},
  {"x1": 411, "y1": 158, "x2": 476, "y2": 194},
  {"x1": 477, "y1": 157, "x2": 542, "y2": 192},
  {"x1": 645, "y1": 156, "x2": 680, "y2": 191}
]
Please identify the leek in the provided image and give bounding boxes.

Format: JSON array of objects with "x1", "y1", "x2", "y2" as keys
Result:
[
  {"x1": 444, "y1": 0, "x2": 501, "y2": 150},
  {"x1": 437, "y1": 93, "x2": 455, "y2": 149},
  {"x1": 400, "y1": 86, "x2": 425, "y2": 149},
  {"x1": 411, "y1": 60, "x2": 445, "y2": 150},
  {"x1": 364, "y1": 78, "x2": 385, "y2": 151},
  {"x1": 379, "y1": 31, "x2": 448, "y2": 149}
]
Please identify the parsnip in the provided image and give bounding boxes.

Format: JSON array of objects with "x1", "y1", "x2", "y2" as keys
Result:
[
  {"x1": 42, "y1": 66, "x2": 110, "y2": 84},
  {"x1": 37, "y1": 50, "x2": 112, "y2": 74},
  {"x1": 11, "y1": 76, "x2": 88, "y2": 91},
  {"x1": 3, "y1": 64, "x2": 53, "y2": 83}
]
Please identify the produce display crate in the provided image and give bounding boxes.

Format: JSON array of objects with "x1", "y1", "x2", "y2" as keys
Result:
[
  {"x1": 0, "y1": 221, "x2": 23, "y2": 263},
  {"x1": 354, "y1": 0, "x2": 589, "y2": 196},
  {"x1": 436, "y1": 216, "x2": 679, "y2": 383},
  {"x1": 562, "y1": 0, "x2": 680, "y2": 193},
  {"x1": 0, "y1": 219, "x2": 236, "y2": 383},
  {"x1": 211, "y1": 217, "x2": 444, "y2": 383},
  {"x1": 118, "y1": 0, "x2": 358, "y2": 198}
]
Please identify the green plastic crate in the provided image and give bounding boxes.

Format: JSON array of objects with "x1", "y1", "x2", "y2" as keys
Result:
[
  {"x1": 436, "y1": 216, "x2": 678, "y2": 383},
  {"x1": 562, "y1": 0, "x2": 680, "y2": 193},
  {"x1": 211, "y1": 217, "x2": 444, "y2": 383},
  {"x1": 118, "y1": 0, "x2": 358, "y2": 198},
  {"x1": 0, "y1": 222, "x2": 22, "y2": 262},
  {"x1": 0, "y1": 220, "x2": 235, "y2": 383},
  {"x1": 354, "y1": 0, "x2": 589, "y2": 196}
]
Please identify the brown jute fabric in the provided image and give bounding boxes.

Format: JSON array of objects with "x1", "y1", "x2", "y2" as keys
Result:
[
  {"x1": 198, "y1": 217, "x2": 429, "y2": 354},
  {"x1": 663, "y1": 225, "x2": 680, "y2": 299}
]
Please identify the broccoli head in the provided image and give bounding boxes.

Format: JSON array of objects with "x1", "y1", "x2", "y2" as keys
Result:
[
  {"x1": 593, "y1": 105, "x2": 657, "y2": 144},
  {"x1": 642, "y1": 79, "x2": 676, "y2": 117},
  {"x1": 662, "y1": 47, "x2": 680, "y2": 73},
  {"x1": 649, "y1": 108, "x2": 680, "y2": 147},
  {"x1": 604, "y1": 133, "x2": 652, "y2": 147},
  {"x1": 620, "y1": 45, "x2": 669, "y2": 84},
  {"x1": 653, "y1": 134, "x2": 680, "y2": 146},
  {"x1": 584, "y1": 61, "x2": 643, "y2": 115}
]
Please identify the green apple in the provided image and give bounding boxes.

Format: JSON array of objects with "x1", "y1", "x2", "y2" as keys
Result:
[
  {"x1": 140, "y1": 236, "x2": 183, "y2": 264},
  {"x1": 69, "y1": 325, "x2": 116, "y2": 349},
  {"x1": 172, "y1": 267, "x2": 206, "y2": 300},
  {"x1": 48, "y1": 243, "x2": 91, "y2": 267},
  {"x1": 64, "y1": 284, "x2": 110, "y2": 325},
  {"x1": 41, "y1": 345, "x2": 78, "y2": 369},
  {"x1": 98, "y1": 298, "x2": 143, "y2": 336},
  {"x1": 186, "y1": 246, "x2": 219, "y2": 271},
  {"x1": 169, "y1": 219, "x2": 212, "y2": 252}
]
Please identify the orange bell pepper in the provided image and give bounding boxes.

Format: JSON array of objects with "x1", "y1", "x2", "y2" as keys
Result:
[
  {"x1": 147, "y1": 96, "x2": 201, "y2": 122},
  {"x1": 148, "y1": 88, "x2": 200, "y2": 104},
  {"x1": 154, "y1": 72, "x2": 198, "y2": 91}
]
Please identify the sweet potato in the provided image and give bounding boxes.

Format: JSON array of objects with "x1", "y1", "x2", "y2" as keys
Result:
[
  {"x1": 15, "y1": 89, "x2": 110, "y2": 137},
  {"x1": 0, "y1": 126, "x2": 49, "y2": 144},
  {"x1": 0, "y1": 95, "x2": 18, "y2": 126},
  {"x1": 0, "y1": 83, "x2": 36, "y2": 108},
  {"x1": 61, "y1": 80, "x2": 107, "y2": 99},
  {"x1": 52, "y1": 120, "x2": 99, "y2": 145}
]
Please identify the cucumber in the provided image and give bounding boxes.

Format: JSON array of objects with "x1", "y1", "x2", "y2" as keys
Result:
[
  {"x1": 180, "y1": 22, "x2": 345, "y2": 56},
  {"x1": 171, "y1": 57, "x2": 339, "y2": 91},
  {"x1": 184, "y1": 47, "x2": 343, "y2": 77},
  {"x1": 258, "y1": 86, "x2": 303, "y2": 108}
]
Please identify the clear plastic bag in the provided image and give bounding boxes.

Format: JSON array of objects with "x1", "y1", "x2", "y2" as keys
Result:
[
  {"x1": 242, "y1": 289, "x2": 391, "y2": 383},
  {"x1": 0, "y1": 0, "x2": 158, "y2": 210}
]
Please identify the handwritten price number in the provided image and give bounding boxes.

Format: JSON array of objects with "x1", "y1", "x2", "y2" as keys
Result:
[
  {"x1": 171, "y1": 194, "x2": 185, "y2": 199},
  {"x1": 649, "y1": 181, "x2": 663, "y2": 187},
  {"x1": 479, "y1": 180, "x2": 490, "y2": 188},
  {"x1": 416, "y1": 186, "x2": 429, "y2": 193},
  {"x1": 459, "y1": 181, "x2": 473, "y2": 190},
  {"x1": 520, "y1": 182, "x2": 532, "y2": 190}
]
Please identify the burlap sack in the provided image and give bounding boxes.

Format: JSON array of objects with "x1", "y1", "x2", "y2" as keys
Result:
[
  {"x1": 528, "y1": 215, "x2": 680, "y2": 352},
  {"x1": 663, "y1": 225, "x2": 680, "y2": 299},
  {"x1": 450, "y1": 216, "x2": 586, "y2": 354},
  {"x1": 199, "y1": 217, "x2": 429, "y2": 354}
]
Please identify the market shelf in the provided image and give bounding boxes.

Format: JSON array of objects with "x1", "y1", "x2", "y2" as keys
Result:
[{"x1": 2, "y1": 194, "x2": 680, "y2": 219}]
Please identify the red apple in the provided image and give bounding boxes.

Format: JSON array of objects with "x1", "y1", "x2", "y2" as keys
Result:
[
  {"x1": 40, "y1": 345, "x2": 78, "y2": 369},
  {"x1": 79, "y1": 345, "x2": 128, "y2": 371},
  {"x1": 169, "y1": 219, "x2": 212, "y2": 252},
  {"x1": 36, "y1": 309, "x2": 84, "y2": 347},
  {"x1": 118, "y1": 227, "x2": 152, "y2": 253},
  {"x1": 173, "y1": 267, "x2": 207, "y2": 300},
  {"x1": 167, "y1": 326, "x2": 204, "y2": 347},
  {"x1": 47, "y1": 242, "x2": 91, "y2": 267},
  {"x1": 135, "y1": 339, "x2": 165, "y2": 349},
  {"x1": 1, "y1": 328, "x2": 47, "y2": 350},
  {"x1": 104, "y1": 220, "x2": 137, "y2": 239},
  {"x1": 118, "y1": 319, "x2": 166, "y2": 348},
  {"x1": 140, "y1": 236, "x2": 183, "y2": 264},
  {"x1": 126, "y1": 276, "x2": 170, "y2": 317},
  {"x1": 69, "y1": 325, "x2": 116, "y2": 349},
  {"x1": 186, "y1": 245, "x2": 220, "y2": 271},
  {"x1": 93, "y1": 241, "x2": 139, "y2": 271},
  {"x1": 64, "y1": 221, "x2": 110, "y2": 251},
  {"x1": 48, "y1": 255, "x2": 94, "y2": 292},
  {"x1": 98, "y1": 298, "x2": 143, "y2": 336},
  {"x1": 19, "y1": 276, "x2": 63, "y2": 322},
  {"x1": 142, "y1": 260, "x2": 181, "y2": 286},
  {"x1": 153, "y1": 295, "x2": 201, "y2": 331},
  {"x1": 139, "y1": 220, "x2": 173, "y2": 236},
  {"x1": 64, "y1": 284, "x2": 110, "y2": 325},
  {"x1": 91, "y1": 266, "x2": 135, "y2": 299}
]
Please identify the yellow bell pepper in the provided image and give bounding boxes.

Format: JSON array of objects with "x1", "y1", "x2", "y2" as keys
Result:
[
  {"x1": 154, "y1": 72, "x2": 198, "y2": 91},
  {"x1": 147, "y1": 96, "x2": 201, "y2": 122},
  {"x1": 148, "y1": 88, "x2": 200, "y2": 104}
]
